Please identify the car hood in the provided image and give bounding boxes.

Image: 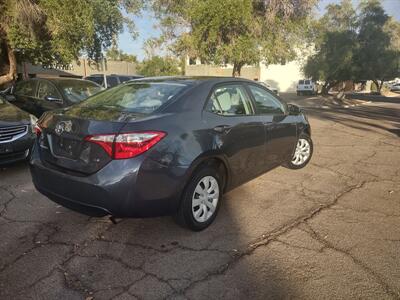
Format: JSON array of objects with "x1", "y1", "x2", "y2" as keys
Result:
[{"x1": 0, "y1": 99, "x2": 30, "y2": 126}]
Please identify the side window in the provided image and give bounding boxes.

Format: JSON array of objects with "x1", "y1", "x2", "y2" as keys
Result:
[
  {"x1": 248, "y1": 84, "x2": 285, "y2": 115},
  {"x1": 206, "y1": 84, "x2": 253, "y2": 116},
  {"x1": 37, "y1": 81, "x2": 61, "y2": 100},
  {"x1": 87, "y1": 77, "x2": 104, "y2": 86},
  {"x1": 14, "y1": 81, "x2": 37, "y2": 97},
  {"x1": 107, "y1": 77, "x2": 119, "y2": 87}
]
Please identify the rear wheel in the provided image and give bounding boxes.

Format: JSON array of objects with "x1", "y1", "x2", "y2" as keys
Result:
[
  {"x1": 175, "y1": 166, "x2": 222, "y2": 231},
  {"x1": 284, "y1": 134, "x2": 313, "y2": 169}
]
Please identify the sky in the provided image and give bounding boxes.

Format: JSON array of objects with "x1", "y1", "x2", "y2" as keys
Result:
[{"x1": 118, "y1": 0, "x2": 400, "y2": 61}]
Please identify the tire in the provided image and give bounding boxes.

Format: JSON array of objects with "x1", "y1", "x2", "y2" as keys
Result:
[
  {"x1": 175, "y1": 165, "x2": 223, "y2": 231},
  {"x1": 283, "y1": 134, "x2": 313, "y2": 170}
]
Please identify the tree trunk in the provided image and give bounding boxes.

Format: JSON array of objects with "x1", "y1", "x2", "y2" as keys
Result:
[
  {"x1": 378, "y1": 79, "x2": 384, "y2": 93},
  {"x1": 321, "y1": 82, "x2": 330, "y2": 95},
  {"x1": 0, "y1": 43, "x2": 17, "y2": 87},
  {"x1": 372, "y1": 79, "x2": 380, "y2": 93},
  {"x1": 232, "y1": 63, "x2": 242, "y2": 77}
]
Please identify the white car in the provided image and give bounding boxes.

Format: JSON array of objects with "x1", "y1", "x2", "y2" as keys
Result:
[
  {"x1": 297, "y1": 79, "x2": 317, "y2": 96},
  {"x1": 390, "y1": 83, "x2": 400, "y2": 92},
  {"x1": 259, "y1": 82, "x2": 279, "y2": 95}
]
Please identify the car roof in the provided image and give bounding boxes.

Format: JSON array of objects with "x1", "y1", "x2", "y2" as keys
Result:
[
  {"x1": 128, "y1": 76, "x2": 255, "y2": 86},
  {"x1": 21, "y1": 77, "x2": 99, "y2": 85}
]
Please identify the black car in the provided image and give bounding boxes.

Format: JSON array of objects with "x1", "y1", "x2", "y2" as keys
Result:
[
  {"x1": 30, "y1": 77, "x2": 313, "y2": 231},
  {"x1": 5, "y1": 78, "x2": 102, "y2": 118},
  {"x1": 84, "y1": 74, "x2": 144, "y2": 88},
  {"x1": 0, "y1": 95, "x2": 36, "y2": 165}
]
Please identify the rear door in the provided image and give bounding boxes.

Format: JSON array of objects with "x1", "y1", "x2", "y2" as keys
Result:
[
  {"x1": 36, "y1": 80, "x2": 64, "y2": 116},
  {"x1": 204, "y1": 83, "x2": 266, "y2": 187},
  {"x1": 246, "y1": 83, "x2": 297, "y2": 169},
  {"x1": 12, "y1": 80, "x2": 38, "y2": 116}
]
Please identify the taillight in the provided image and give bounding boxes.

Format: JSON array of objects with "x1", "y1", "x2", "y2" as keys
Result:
[
  {"x1": 85, "y1": 131, "x2": 166, "y2": 159},
  {"x1": 34, "y1": 124, "x2": 42, "y2": 137}
]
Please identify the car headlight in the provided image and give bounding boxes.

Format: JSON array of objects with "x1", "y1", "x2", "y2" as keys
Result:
[{"x1": 29, "y1": 114, "x2": 38, "y2": 133}]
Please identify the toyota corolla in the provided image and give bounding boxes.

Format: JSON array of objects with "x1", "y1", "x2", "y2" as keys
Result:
[{"x1": 30, "y1": 77, "x2": 313, "y2": 231}]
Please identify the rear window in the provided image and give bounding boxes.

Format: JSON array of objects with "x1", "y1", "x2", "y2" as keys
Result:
[
  {"x1": 305, "y1": 80, "x2": 311, "y2": 85},
  {"x1": 78, "y1": 82, "x2": 187, "y2": 114},
  {"x1": 298, "y1": 80, "x2": 304, "y2": 84}
]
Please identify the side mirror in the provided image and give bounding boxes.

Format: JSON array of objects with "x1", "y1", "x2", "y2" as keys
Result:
[
  {"x1": 5, "y1": 94, "x2": 16, "y2": 102},
  {"x1": 44, "y1": 95, "x2": 62, "y2": 103},
  {"x1": 287, "y1": 103, "x2": 301, "y2": 115}
]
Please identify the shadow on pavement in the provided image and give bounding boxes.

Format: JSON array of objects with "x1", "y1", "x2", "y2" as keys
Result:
[
  {"x1": 0, "y1": 162, "x2": 293, "y2": 299},
  {"x1": 304, "y1": 104, "x2": 400, "y2": 137},
  {"x1": 346, "y1": 93, "x2": 400, "y2": 104}
]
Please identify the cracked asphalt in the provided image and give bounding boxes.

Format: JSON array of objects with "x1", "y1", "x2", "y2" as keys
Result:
[{"x1": 0, "y1": 94, "x2": 399, "y2": 300}]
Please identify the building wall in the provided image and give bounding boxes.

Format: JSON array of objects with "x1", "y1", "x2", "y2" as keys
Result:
[
  {"x1": 17, "y1": 59, "x2": 137, "y2": 79},
  {"x1": 259, "y1": 60, "x2": 304, "y2": 92},
  {"x1": 185, "y1": 64, "x2": 260, "y2": 80},
  {"x1": 184, "y1": 57, "x2": 305, "y2": 92}
]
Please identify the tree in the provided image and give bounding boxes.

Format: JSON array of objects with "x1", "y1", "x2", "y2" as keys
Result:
[
  {"x1": 304, "y1": 0, "x2": 400, "y2": 94},
  {"x1": 137, "y1": 55, "x2": 180, "y2": 76},
  {"x1": 0, "y1": 0, "x2": 143, "y2": 86},
  {"x1": 106, "y1": 46, "x2": 138, "y2": 63},
  {"x1": 304, "y1": 0, "x2": 357, "y2": 94},
  {"x1": 150, "y1": 0, "x2": 317, "y2": 77},
  {"x1": 354, "y1": 0, "x2": 400, "y2": 93}
]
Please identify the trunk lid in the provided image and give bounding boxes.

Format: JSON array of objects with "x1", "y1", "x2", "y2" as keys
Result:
[{"x1": 38, "y1": 107, "x2": 147, "y2": 174}]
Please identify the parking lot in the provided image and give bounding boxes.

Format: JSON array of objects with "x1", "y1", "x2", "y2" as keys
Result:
[{"x1": 0, "y1": 94, "x2": 399, "y2": 299}]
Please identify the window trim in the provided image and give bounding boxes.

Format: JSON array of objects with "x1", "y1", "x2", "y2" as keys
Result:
[
  {"x1": 245, "y1": 83, "x2": 288, "y2": 116},
  {"x1": 203, "y1": 82, "x2": 255, "y2": 117}
]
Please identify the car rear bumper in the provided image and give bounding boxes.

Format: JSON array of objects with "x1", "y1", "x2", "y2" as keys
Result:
[
  {"x1": 29, "y1": 144, "x2": 188, "y2": 218},
  {"x1": 0, "y1": 133, "x2": 35, "y2": 165}
]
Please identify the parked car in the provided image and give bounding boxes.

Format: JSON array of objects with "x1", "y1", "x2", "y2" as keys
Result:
[
  {"x1": 5, "y1": 78, "x2": 102, "y2": 118},
  {"x1": 0, "y1": 95, "x2": 36, "y2": 165},
  {"x1": 30, "y1": 77, "x2": 313, "y2": 231},
  {"x1": 297, "y1": 79, "x2": 317, "y2": 96},
  {"x1": 390, "y1": 83, "x2": 400, "y2": 92},
  {"x1": 259, "y1": 82, "x2": 279, "y2": 95},
  {"x1": 84, "y1": 74, "x2": 144, "y2": 88}
]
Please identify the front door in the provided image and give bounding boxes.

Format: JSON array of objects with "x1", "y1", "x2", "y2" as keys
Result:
[
  {"x1": 204, "y1": 83, "x2": 266, "y2": 187},
  {"x1": 36, "y1": 80, "x2": 64, "y2": 117},
  {"x1": 246, "y1": 84, "x2": 297, "y2": 169},
  {"x1": 12, "y1": 80, "x2": 38, "y2": 116}
]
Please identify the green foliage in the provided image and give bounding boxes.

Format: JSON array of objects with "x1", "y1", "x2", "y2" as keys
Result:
[
  {"x1": 106, "y1": 46, "x2": 138, "y2": 63},
  {"x1": 353, "y1": 0, "x2": 400, "y2": 85},
  {"x1": 151, "y1": 0, "x2": 316, "y2": 76},
  {"x1": 304, "y1": 0, "x2": 400, "y2": 93},
  {"x1": 0, "y1": 0, "x2": 143, "y2": 85},
  {"x1": 137, "y1": 56, "x2": 181, "y2": 76}
]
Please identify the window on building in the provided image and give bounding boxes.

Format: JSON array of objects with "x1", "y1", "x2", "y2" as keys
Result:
[{"x1": 189, "y1": 57, "x2": 196, "y2": 65}]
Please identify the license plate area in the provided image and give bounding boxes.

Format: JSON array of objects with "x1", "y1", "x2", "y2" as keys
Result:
[
  {"x1": 0, "y1": 143, "x2": 13, "y2": 154},
  {"x1": 49, "y1": 134, "x2": 82, "y2": 159}
]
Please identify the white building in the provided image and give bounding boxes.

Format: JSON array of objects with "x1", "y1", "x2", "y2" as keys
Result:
[{"x1": 185, "y1": 57, "x2": 306, "y2": 92}]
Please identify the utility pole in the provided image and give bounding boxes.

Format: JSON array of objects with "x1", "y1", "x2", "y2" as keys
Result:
[{"x1": 101, "y1": 45, "x2": 108, "y2": 89}]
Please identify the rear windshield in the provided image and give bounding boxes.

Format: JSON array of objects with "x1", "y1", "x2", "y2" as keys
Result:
[
  {"x1": 78, "y1": 82, "x2": 187, "y2": 114},
  {"x1": 298, "y1": 80, "x2": 304, "y2": 84},
  {"x1": 305, "y1": 80, "x2": 311, "y2": 85}
]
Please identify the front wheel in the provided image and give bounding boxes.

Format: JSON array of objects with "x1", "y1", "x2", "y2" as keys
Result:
[
  {"x1": 284, "y1": 134, "x2": 313, "y2": 169},
  {"x1": 175, "y1": 166, "x2": 222, "y2": 231}
]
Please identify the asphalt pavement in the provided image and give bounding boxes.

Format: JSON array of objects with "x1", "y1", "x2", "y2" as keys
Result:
[{"x1": 0, "y1": 94, "x2": 399, "y2": 299}]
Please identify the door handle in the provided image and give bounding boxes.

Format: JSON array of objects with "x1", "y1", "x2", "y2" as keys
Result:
[{"x1": 213, "y1": 125, "x2": 232, "y2": 133}]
